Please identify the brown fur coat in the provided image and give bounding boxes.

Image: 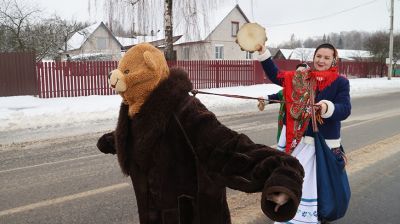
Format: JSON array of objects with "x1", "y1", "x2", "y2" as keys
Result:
[{"x1": 97, "y1": 68, "x2": 304, "y2": 224}]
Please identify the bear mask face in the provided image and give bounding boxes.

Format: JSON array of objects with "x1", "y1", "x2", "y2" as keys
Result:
[
  {"x1": 108, "y1": 69, "x2": 127, "y2": 93},
  {"x1": 107, "y1": 43, "x2": 169, "y2": 116}
]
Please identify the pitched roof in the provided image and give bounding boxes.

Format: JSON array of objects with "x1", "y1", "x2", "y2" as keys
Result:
[
  {"x1": 278, "y1": 49, "x2": 294, "y2": 59},
  {"x1": 65, "y1": 22, "x2": 122, "y2": 51},
  {"x1": 337, "y1": 49, "x2": 373, "y2": 60},
  {"x1": 174, "y1": 4, "x2": 250, "y2": 45},
  {"x1": 67, "y1": 4, "x2": 248, "y2": 50},
  {"x1": 117, "y1": 35, "x2": 182, "y2": 50},
  {"x1": 268, "y1": 47, "x2": 279, "y2": 57},
  {"x1": 289, "y1": 48, "x2": 315, "y2": 61}
]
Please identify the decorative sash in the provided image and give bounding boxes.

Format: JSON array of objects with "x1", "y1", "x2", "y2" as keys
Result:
[{"x1": 278, "y1": 67, "x2": 339, "y2": 154}]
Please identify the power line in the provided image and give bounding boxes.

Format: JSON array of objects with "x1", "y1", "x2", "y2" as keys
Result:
[{"x1": 268, "y1": 0, "x2": 381, "y2": 27}]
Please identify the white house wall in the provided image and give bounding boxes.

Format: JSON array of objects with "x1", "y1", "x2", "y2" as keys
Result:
[
  {"x1": 206, "y1": 7, "x2": 250, "y2": 60},
  {"x1": 174, "y1": 43, "x2": 211, "y2": 60},
  {"x1": 77, "y1": 26, "x2": 122, "y2": 60},
  {"x1": 176, "y1": 7, "x2": 253, "y2": 60}
]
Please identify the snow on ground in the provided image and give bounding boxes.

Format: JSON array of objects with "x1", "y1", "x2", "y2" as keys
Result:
[{"x1": 0, "y1": 78, "x2": 399, "y2": 134}]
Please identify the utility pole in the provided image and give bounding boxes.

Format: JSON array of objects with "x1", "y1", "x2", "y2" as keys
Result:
[{"x1": 388, "y1": 0, "x2": 394, "y2": 80}]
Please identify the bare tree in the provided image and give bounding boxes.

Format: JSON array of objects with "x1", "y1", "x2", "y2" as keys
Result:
[
  {"x1": 0, "y1": 0, "x2": 89, "y2": 61},
  {"x1": 105, "y1": 20, "x2": 132, "y2": 37},
  {"x1": 31, "y1": 16, "x2": 89, "y2": 61},
  {"x1": 303, "y1": 37, "x2": 318, "y2": 48},
  {"x1": 278, "y1": 34, "x2": 302, "y2": 49},
  {"x1": 89, "y1": 0, "x2": 227, "y2": 60},
  {"x1": 300, "y1": 30, "x2": 372, "y2": 50},
  {"x1": 337, "y1": 36, "x2": 344, "y2": 49},
  {"x1": 59, "y1": 19, "x2": 91, "y2": 52},
  {"x1": 297, "y1": 48, "x2": 313, "y2": 62},
  {"x1": 0, "y1": 0, "x2": 40, "y2": 51},
  {"x1": 365, "y1": 31, "x2": 400, "y2": 76}
]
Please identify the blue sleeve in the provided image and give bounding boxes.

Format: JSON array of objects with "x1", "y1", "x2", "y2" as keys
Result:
[
  {"x1": 331, "y1": 78, "x2": 351, "y2": 121},
  {"x1": 267, "y1": 90, "x2": 283, "y2": 104},
  {"x1": 260, "y1": 58, "x2": 282, "y2": 86},
  {"x1": 268, "y1": 93, "x2": 280, "y2": 101}
]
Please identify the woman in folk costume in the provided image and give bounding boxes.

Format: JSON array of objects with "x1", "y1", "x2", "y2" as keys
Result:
[
  {"x1": 257, "y1": 43, "x2": 351, "y2": 224},
  {"x1": 258, "y1": 63, "x2": 310, "y2": 150}
]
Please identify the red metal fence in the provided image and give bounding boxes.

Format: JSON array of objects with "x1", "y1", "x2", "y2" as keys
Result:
[
  {"x1": 34, "y1": 59, "x2": 388, "y2": 98},
  {"x1": 0, "y1": 51, "x2": 390, "y2": 98},
  {"x1": 339, "y1": 61, "x2": 387, "y2": 78},
  {"x1": 36, "y1": 61, "x2": 118, "y2": 98},
  {"x1": 36, "y1": 60, "x2": 270, "y2": 98},
  {"x1": 169, "y1": 60, "x2": 267, "y2": 89},
  {"x1": 0, "y1": 52, "x2": 37, "y2": 96}
]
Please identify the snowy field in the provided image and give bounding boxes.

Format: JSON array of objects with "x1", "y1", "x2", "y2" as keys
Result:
[{"x1": 0, "y1": 77, "x2": 399, "y2": 144}]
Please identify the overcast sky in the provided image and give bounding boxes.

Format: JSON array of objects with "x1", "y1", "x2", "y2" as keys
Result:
[{"x1": 32, "y1": 0, "x2": 399, "y2": 46}]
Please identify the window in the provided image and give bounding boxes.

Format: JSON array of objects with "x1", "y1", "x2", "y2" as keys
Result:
[
  {"x1": 215, "y1": 45, "x2": 224, "y2": 59},
  {"x1": 96, "y1": 37, "x2": 107, "y2": 50},
  {"x1": 183, "y1": 47, "x2": 190, "y2": 60},
  {"x1": 231, "y1": 21, "x2": 239, "y2": 37},
  {"x1": 246, "y1": 51, "x2": 253, "y2": 60}
]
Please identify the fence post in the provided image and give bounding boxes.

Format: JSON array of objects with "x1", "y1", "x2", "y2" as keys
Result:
[
  {"x1": 254, "y1": 61, "x2": 265, "y2": 84},
  {"x1": 216, "y1": 61, "x2": 220, "y2": 88}
]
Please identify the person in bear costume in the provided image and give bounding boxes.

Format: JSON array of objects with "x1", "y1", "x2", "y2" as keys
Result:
[{"x1": 97, "y1": 42, "x2": 304, "y2": 224}]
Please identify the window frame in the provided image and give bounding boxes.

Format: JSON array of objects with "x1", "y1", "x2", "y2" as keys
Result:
[
  {"x1": 245, "y1": 51, "x2": 253, "y2": 60},
  {"x1": 183, "y1": 46, "x2": 190, "y2": 60},
  {"x1": 215, "y1": 44, "x2": 224, "y2": 59},
  {"x1": 231, "y1": 21, "x2": 239, "y2": 37},
  {"x1": 96, "y1": 37, "x2": 107, "y2": 50}
]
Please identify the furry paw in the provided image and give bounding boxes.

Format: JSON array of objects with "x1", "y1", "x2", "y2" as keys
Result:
[{"x1": 97, "y1": 132, "x2": 116, "y2": 154}]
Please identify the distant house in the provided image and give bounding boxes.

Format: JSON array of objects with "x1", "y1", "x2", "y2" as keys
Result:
[
  {"x1": 61, "y1": 22, "x2": 123, "y2": 61},
  {"x1": 268, "y1": 47, "x2": 279, "y2": 59},
  {"x1": 274, "y1": 48, "x2": 373, "y2": 62},
  {"x1": 61, "y1": 21, "x2": 184, "y2": 61},
  {"x1": 274, "y1": 49, "x2": 294, "y2": 60},
  {"x1": 287, "y1": 48, "x2": 315, "y2": 62},
  {"x1": 337, "y1": 49, "x2": 374, "y2": 61},
  {"x1": 173, "y1": 4, "x2": 256, "y2": 60}
]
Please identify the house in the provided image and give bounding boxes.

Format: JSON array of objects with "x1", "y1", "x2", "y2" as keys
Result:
[
  {"x1": 336, "y1": 49, "x2": 374, "y2": 61},
  {"x1": 62, "y1": 21, "x2": 183, "y2": 61},
  {"x1": 173, "y1": 4, "x2": 256, "y2": 60},
  {"x1": 274, "y1": 49, "x2": 294, "y2": 60},
  {"x1": 287, "y1": 48, "x2": 315, "y2": 62},
  {"x1": 62, "y1": 22, "x2": 123, "y2": 61},
  {"x1": 61, "y1": 4, "x2": 263, "y2": 61},
  {"x1": 274, "y1": 48, "x2": 373, "y2": 62}
]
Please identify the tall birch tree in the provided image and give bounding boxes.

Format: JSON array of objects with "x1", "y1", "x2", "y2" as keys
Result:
[{"x1": 89, "y1": 0, "x2": 227, "y2": 60}]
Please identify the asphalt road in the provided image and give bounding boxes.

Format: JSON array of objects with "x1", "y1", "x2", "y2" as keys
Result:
[{"x1": 1, "y1": 92, "x2": 400, "y2": 224}]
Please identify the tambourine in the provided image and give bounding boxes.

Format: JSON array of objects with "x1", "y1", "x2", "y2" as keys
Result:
[{"x1": 236, "y1": 23, "x2": 267, "y2": 53}]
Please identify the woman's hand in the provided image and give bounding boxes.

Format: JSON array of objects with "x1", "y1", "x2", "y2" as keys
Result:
[
  {"x1": 266, "y1": 192, "x2": 290, "y2": 212},
  {"x1": 256, "y1": 44, "x2": 266, "y2": 54},
  {"x1": 257, "y1": 97, "x2": 266, "y2": 111},
  {"x1": 315, "y1": 101, "x2": 328, "y2": 115}
]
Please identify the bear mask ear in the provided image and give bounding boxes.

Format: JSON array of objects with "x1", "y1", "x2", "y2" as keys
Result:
[{"x1": 143, "y1": 51, "x2": 157, "y2": 71}]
